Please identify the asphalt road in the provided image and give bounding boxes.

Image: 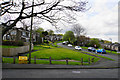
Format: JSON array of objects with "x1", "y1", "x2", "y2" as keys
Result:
[
  {"x1": 57, "y1": 43, "x2": 119, "y2": 61},
  {"x1": 2, "y1": 69, "x2": 119, "y2": 78}
]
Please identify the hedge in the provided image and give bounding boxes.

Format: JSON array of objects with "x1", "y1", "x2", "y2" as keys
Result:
[{"x1": 2, "y1": 40, "x2": 24, "y2": 46}]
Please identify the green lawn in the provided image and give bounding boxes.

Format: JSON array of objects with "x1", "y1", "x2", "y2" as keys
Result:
[
  {"x1": 2, "y1": 44, "x2": 99, "y2": 65},
  {"x1": 28, "y1": 47, "x2": 100, "y2": 62},
  {"x1": 33, "y1": 45, "x2": 52, "y2": 50},
  {"x1": 0, "y1": 45, "x2": 19, "y2": 48}
]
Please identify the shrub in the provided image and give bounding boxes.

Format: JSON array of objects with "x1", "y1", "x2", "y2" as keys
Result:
[
  {"x1": 33, "y1": 42, "x2": 42, "y2": 45},
  {"x1": 2, "y1": 40, "x2": 24, "y2": 46},
  {"x1": 85, "y1": 43, "x2": 91, "y2": 47},
  {"x1": 104, "y1": 46, "x2": 111, "y2": 50},
  {"x1": 44, "y1": 40, "x2": 49, "y2": 44}
]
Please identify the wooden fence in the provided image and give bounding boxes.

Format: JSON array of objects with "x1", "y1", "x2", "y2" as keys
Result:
[{"x1": 3, "y1": 56, "x2": 95, "y2": 65}]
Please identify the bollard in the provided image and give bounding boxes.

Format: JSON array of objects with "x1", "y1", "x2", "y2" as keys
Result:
[
  {"x1": 66, "y1": 58, "x2": 68, "y2": 65},
  {"x1": 34, "y1": 56, "x2": 36, "y2": 64},
  {"x1": 81, "y1": 58, "x2": 83, "y2": 65},
  {"x1": 49, "y1": 57, "x2": 52, "y2": 64},
  {"x1": 13, "y1": 56, "x2": 15, "y2": 64},
  {"x1": 88, "y1": 58, "x2": 90, "y2": 64}
]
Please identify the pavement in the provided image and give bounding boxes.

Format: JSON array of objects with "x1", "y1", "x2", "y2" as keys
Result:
[{"x1": 2, "y1": 43, "x2": 120, "y2": 69}]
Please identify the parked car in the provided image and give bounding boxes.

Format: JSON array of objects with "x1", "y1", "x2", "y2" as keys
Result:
[
  {"x1": 75, "y1": 46, "x2": 82, "y2": 50},
  {"x1": 96, "y1": 49, "x2": 106, "y2": 54},
  {"x1": 68, "y1": 44, "x2": 72, "y2": 47},
  {"x1": 88, "y1": 47, "x2": 96, "y2": 52},
  {"x1": 62, "y1": 41, "x2": 68, "y2": 45}
]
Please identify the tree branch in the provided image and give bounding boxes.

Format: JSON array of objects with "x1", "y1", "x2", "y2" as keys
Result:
[{"x1": 24, "y1": 1, "x2": 45, "y2": 9}]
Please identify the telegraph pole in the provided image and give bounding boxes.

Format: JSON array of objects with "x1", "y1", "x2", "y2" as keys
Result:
[{"x1": 29, "y1": 0, "x2": 34, "y2": 64}]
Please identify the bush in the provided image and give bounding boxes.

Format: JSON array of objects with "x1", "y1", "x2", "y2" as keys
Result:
[
  {"x1": 89, "y1": 38, "x2": 101, "y2": 48},
  {"x1": 33, "y1": 42, "x2": 42, "y2": 45},
  {"x1": 2, "y1": 40, "x2": 24, "y2": 46},
  {"x1": 104, "y1": 47, "x2": 110, "y2": 50},
  {"x1": 44, "y1": 40, "x2": 49, "y2": 44},
  {"x1": 85, "y1": 43, "x2": 91, "y2": 47}
]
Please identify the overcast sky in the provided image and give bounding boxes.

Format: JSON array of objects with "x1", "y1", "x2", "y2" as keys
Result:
[
  {"x1": 1, "y1": 0, "x2": 118, "y2": 43},
  {"x1": 79, "y1": 0, "x2": 118, "y2": 43},
  {"x1": 40, "y1": 0, "x2": 118, "y2": 43}
]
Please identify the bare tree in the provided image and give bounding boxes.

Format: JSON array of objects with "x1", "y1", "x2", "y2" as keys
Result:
[
  {"x1": 72, "y1": 24, "x2": 86, "y2": 37},
  {"x1": 1, "y1": 0, "x2": 88, "y2": 38},
  {"x1": 0, "y1": 0, "x2": 14, "y2": 16}
]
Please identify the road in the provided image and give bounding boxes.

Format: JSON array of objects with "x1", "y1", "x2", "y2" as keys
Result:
[
  {"x1": 2, "y1": 69, "x2": 119, "y2": 78},
  {"x1": 57, "y1": 43, "x2": 119, "y2": 61},
  {"x1": 57, "y1": 43, "x2": 119, "y2": 68}
]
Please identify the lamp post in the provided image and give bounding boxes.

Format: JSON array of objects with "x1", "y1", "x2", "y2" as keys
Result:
[{"x1": 29, "y1": 0, "x2": 34, "y2": 64}]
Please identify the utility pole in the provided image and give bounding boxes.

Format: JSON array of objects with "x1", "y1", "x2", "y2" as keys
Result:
[{"x1": 29, "y1": 0, "x2": 34, "y2": 64}]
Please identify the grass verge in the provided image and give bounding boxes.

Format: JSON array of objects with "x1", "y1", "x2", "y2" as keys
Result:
[
  {"x1": 105, "y1": 50, "x2": 120, "y2": 55},
  {"x1": 81, "y1": 51, "x2": 115, "y2": 61}
]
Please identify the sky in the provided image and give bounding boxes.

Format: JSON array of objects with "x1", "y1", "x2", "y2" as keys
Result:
[
  {"x1": 38, "y1": 0, "x2": 119, "y2": 43},
  {"x1": 1, "y1": 0, "x2": 119, "y2": 43},
  {"x1": 77, "y1": 0, "x2": 118, "y2": 43}
]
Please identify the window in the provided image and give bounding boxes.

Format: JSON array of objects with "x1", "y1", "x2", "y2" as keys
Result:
[
  {"x1": 22, "y1": 32, "x2": 26, "y2": 36},
  {"x1": 11, "y1": 31, "x2": 16, "y2": 35}
]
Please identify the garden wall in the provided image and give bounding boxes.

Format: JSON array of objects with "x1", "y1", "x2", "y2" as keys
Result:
[{"x1": 2, "y1": 43, "x2": 33, "y2": 56}]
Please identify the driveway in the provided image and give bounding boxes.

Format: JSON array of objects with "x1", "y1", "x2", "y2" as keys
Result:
[{"x1": 57, "y1": 43, "x2": 119, "y2": 68}]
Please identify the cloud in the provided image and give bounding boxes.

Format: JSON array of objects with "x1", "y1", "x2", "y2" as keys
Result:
[{"x1": 75, "y1": 0, "x2": 118, "y2": 42}]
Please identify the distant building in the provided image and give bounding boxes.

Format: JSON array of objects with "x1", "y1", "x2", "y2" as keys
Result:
[
  {"x1": 101, "y1": 43, "x2": 120, "y2": 52},
  {"x1": 45, "y1": 34, "x2": 63, "y2": 42}
]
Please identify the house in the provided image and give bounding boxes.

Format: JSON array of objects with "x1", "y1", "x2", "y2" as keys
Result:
[
  {"x1": 111, "y1": 43, "x2": 120, "y2": 51},
  {"x1": 45, "y1": 34, "x2": 63, "y2": 42},
  {"x1": 3, "y1": 27, "x2": 41, "y2": 43},
  {"x1": 101, "y1": 43, "x2": 120, "y2": 52}
]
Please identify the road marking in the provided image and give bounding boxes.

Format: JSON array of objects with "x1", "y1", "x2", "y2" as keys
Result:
[{"x1": 72, "y1": 71, "x2": 81, "y2": 73}]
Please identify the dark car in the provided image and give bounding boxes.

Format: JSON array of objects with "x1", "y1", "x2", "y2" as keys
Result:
[
  {"x1": 88, "y1": 47, "x2": 96, "y2": 52},
  {"x1": 96, "y1": 49, "x2": 106, "y2": 54}
]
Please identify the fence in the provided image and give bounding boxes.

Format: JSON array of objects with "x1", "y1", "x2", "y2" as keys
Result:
[{"x1": 2, "y1": 56, "x2": 95, "y2": 65}]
